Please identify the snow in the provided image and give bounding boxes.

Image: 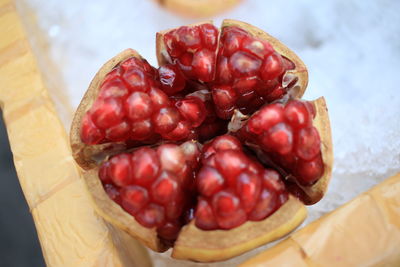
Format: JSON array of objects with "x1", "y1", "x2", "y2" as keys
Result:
[{"x1": 16, "y1": 0, "x2": 400, "y2": 265}]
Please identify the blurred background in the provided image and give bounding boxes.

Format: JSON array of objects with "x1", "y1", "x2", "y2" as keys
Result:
[{"x1": 1, "y1": 0, "x2": 400, "y2": 265}]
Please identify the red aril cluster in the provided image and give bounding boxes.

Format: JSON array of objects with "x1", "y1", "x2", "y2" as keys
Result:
[
  {"x1": 241, "y1": 99, "x2": 323, "y2": 185},
  {"x1": 99, "y1": 141, "x2": 201, "y2": 242},
  {"x1": 210, "y1": 26, "x2": 295, "y2": 119},
  {"x1": 195, "y1": 135, "x2": 288, "y2": 230},
  {"x1": 80, "y1": 57, "x2": 209, "y2": 145},
  {"x1": 164, "y1": 23, "x2": 219, "y2": 82}
]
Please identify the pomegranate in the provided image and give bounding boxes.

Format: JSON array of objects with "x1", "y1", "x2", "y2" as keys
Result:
[{"x1": 70, "y1": 19, "x2": 332, "y2": 262}]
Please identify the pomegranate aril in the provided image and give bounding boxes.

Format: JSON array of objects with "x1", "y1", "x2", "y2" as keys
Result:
[
  {"x1": 100, "y1": 77, "x2": 129, "y2": 99},
  {"x1": 158, "y1": 221, "x2": 181, "y2": 241},
  {"x1": 284, "y1": 100, "x2": 310, "y2": 129},
  {"x1": 180, "y1": 141, "x2": 201, "y2": 168},
  {"x1": 214, "y1": 150, "x2": 249, "y2": 185},
  {"x1": 91, "y1": 98, "x2": 123, "y2": 129},
  {"x1": 236, "y1": 171, "x2": 262, "y2": 213},
  {"x1": 248, "y1": 189, "x2": 278, "y2": 221},
  {"x1": 262, "y1": 122, "x2": 294, "y2": 155},
  {"x1": 149, "y1": 87, "x2": 170, "y2": 110},
  {"x1": 125, "y1": 92, "x2": 153, "y2": 121},
  {"x1": 222, "y1": 28, "x2": 246, "y2": 57},
  {"x1": 99, "y1": 162, "x2": 111, "y2": 183},
  {"x1": 262, "y1": 169, "x2": 286, "y2": 192},
  {"x1": 122, "y1": 68, "x2": 149, "y2": 92},
  {"x1": 162, "y1": 120, "x2": 191, "y2": 141},
  {"x1": 121, "y1": 186, "x2": 149, "y2": 216},
  {"x1": 131, "y1": 119, "x2": 154, "y2": 140},
  {"x1": 157, "y1": 144, "x2": 186, "y2": 173},
  {"x1": 216, "y1": 209, "x2": 247, "y2": 230},
  {"x1": 136, "y1": 204, "x2": 165, "y2": 228},
  {"x1": 211, "y1": 134, "x2": 242, "y2": 152},
  {"x1": 296, "y1": 155, "x2": 324, "y2": 185},
  {"x1": 242, "y1": 37, "x2": 274, "y2": 59},
  {"x1": 216, "y1": 56, "x2": 233, "y2": 84},
  {"x1": 80, "y1": 114, "x2": 104, "y2": 144},
  {"x1": 195, "y1": 198, "x2": 218, "y2": 230},
  {"x1": 153, "y1": 107, "x2": 181, "y2": 134},
  {"x1": 212, "y1": 190, "x2": 247, "y2": 229},
  {"x1": 108, "y1": 154, "x2": 133, "y2": 187},
  {"x1": 199, "y1": 23, "x2": 219, "y2": 50},
  {"x1": 158, "y1": 64, "x2": 186, "y2": 95},
  {"x1": 247, "y1": 103, "x2": 284, "y2": 134},
  {"x1": 233, "y1": 77, "x2": 259, "y2": 95},
  {"x1": 164, "y1": 32, "x2": 182, "y2": 57},
  {"x1": 192, "y1": 49, "x2": 215, "y2": 82},
  {"x1": 165, "y1": 199, "x2": 184, "y2": 220},
  {"x1": 229, "y1": 51, "x2": 262, "y2": 77},
  {"x1": 260, "y1": 53, "x2": 285, "y2": 81},
  {"x1": 175, "y1": 26, "x2": 202, "y2": 50},
  {"x1": 212, "y1": 85, "x2": 237, "y2": 110},
  {"x1": 151, "y1": 171, "x2": 180, "y2": 204},
  {"x1": 175, "y1": 97, "x2": 206, "y2": 127},
  {"x1": 295, "y1": 127, "x2": 321, "y2": 161},
  {"x1": 197, "y1": 166, "x2": 225, "y2": 197},
  {"x1": 131, "y1": 147, "x2": 159, "y2": 186},
  {"x1": 104, "y1": 184, "x2": 122, "y2": 205},
  {"x1": 105, "y1": 121, "x2": 131, "y2": 142}
]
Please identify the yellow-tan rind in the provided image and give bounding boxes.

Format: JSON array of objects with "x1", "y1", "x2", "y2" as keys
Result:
[{"x1": 172, "y1": 196, "x2": 307, "y2": 262}]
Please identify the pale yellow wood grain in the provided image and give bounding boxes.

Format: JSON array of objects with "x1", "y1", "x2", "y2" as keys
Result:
[{"x1": 0, "y1": 1, "x2": 151, "y2": 266}]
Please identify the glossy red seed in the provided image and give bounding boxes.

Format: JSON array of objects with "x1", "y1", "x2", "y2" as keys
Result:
[
  {"x1": 212, "y1": 190, "x2": 241, "y2": 216},
  {"x1": 216, "y1": 56, "x2": 233, "y2": 84},
  {"x1": 131, "y1": 119, "x2": 153, "y2": 140},
  {"x1": 195, "y1": 198, "x2": 218, "y2": 230},
  {"x1": 151, "y1": 171, "x2": 180, "y2": 204},
  {"x1": 284, "y1": 100, "x2": 310, "y2": 128},
  {"x1": 260, "y1": 53, "x2": 285, "y2": 81},
  {"x1": 180, "y1": 141, "x2": 201, "y2": 168},
  {"x1": 105, "y1": 121, "x2": 131, "y2": 141},
  {"x1": 100, "y1": 77, "x2": 129, "y2": 99},
  {"x1": 164, "y1": 32, "x2": 182, "y2": 57},
  {"x1": 295, "y1": 127, "x2": 321, "y2": 161},
  {"x1": 197, "y1": 166, "x2": 225, "y2": 197},
  {"x1": 262, "y1": 122, "x2": 293, "y2": 155},
  {"x1": 99, "y1": 162, "x2": 111, "y2": 183},
  {"x1": 248, "y1": 189, "x2": 278, "y2": 221},
  {"x1": 296, "y1": 155, "x2": 324, "y2": 185},
  {"x1": 216, "y1": 209, "x2": 247, "y2": 230},
  {"x1": 192, "y1": 49, "x2": 215, "y2": 82},
  {"x1": 135, "y1": 204, "x2": 165, "y2": 228},
  {"x1": 212, "y1": 135, "x2": 242, "y2": 152},
  {"x1": 215, "y1": 106, "x2": 235, "y2": 120},
  {"x1": 233, "y1": 77, "x2": 260, "y2": 95},
  {"x1": 262, "y1": 169, "x2": 285, "y2": 192},
  {"x1": 175, "y1": 97, "x2": 206, "y2": 127},
  {"x1": 122, "y1": 68, "x2": 149, "y2": 92},
  {"x1": 242, "y1": 38, "x2": 274, "y2": 59},
  {"x1": 236, "y1": 171, "x2": 262, "y2": 213},
  {"x1": 222, "y1": 29, "x2": 246, "y2": 57},
  {"x1": 212, "y1": 85, "x2": 237, "y2": 110},
  {"x1": 214, "y1": 150, "x2": 249, "y2": 185},
  {"x1": 104, "y1": 184, "x2": 122, "y2": 205},
  {"x1": 149, "y1": 87, "x2": 170, "y2": 110},
  {"x1": 109, "y1": 154, "x2": 133, "y2": 187},
  {"x1": 163, "y1": 120, "x2": 191, "y2": 141},
  {"x1": 157, "y1": 221, "x2": 181, "y2": 241},
  {"x1": 165, "y1": 197, "x2": 184, "y2": 220},
  {"x1": 125, "y1": 92, "x2": 153, "y2": 121},
  {"x1": 229, "y1": 51, "x2": 262, "y2": 77},
  {"x1": 157, "y1": 144, "x2": 185, "y2": 173},
  {"x1": 80, "y1": 114, "x2": 104, "y2": 144},
  {"x1": 176, "y1": 26, "x2": 201, "y2": 50},
  {"x1": 153, "y1": 107, "x2": 181, "y2": 134},
  {"x1": 199, "y1": 23, "x2": 218, "y2": 50},
  {"x1": 131, "y1": 147, "x2": 159, "y2": 186},
  {"x1": 121, "y1": 186, "x2": 149, "y2": 216},
  {"x1": 158, "y1": 64, "x2": 186, "y2": 95},
  {"x1": 247, "y1": 103, "x2": 284, "y2": 134},
  {"x1": 91, "y1": 98, "x2": 123, "y2": 129}
]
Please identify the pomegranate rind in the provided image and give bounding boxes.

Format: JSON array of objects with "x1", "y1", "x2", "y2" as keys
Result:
[
  {"x1": 296, "y1": 97, "x2": 333, "y2": 204},
  {"x1": 154, "y1": 0, "x2": 242, "y2": 18},
  {"x1": 84, "y1": 168, "x2": 168, "y2": 252},
  {"x1": 221, "y1": 19, "x2": 308, "y2": 100},
  {"x1": 70, "y1": 49, "x2": 141, "y2": 170},
  {"x1": 171, "y1": 196, "x2": 306, "y2": 262}
]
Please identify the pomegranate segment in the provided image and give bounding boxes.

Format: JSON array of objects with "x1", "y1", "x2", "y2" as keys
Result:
[
  {"x1": 99, "y1": 141, "x2": 199, "y2": 242},
  {"x1": 163, "y1": 23, "x2": 219, "y2": 82},
  {"x1": 241, "y1": 99, "x2": 324, "y2": 185},
  {"x1": 211, "y1": 26, "x2": 295, "y2": 118},
  {"x1": 195, "y1": 135, "x2": 288, "y2": 230},
  {"x1": 80, "y1": 56, "x2": 211, "y2": 145}
]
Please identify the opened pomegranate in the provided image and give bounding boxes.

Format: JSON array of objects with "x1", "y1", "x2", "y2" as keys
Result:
[{"x1": 71, "y1": 19, "x2": 332, "y2": 262}]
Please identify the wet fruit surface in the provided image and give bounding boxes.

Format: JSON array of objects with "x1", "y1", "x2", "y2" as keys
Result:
[{"x1": 74, "y1": 21, "x2": 328, "y2": 248}]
